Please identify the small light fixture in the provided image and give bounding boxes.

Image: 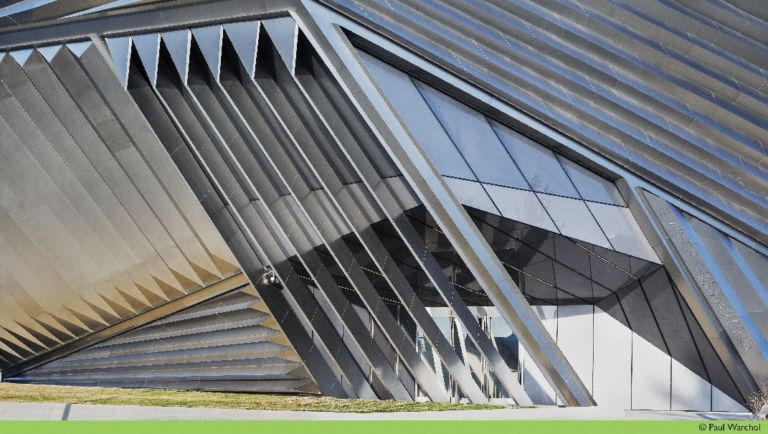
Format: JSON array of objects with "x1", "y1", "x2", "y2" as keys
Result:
[{"x1": 261, "y1": 267, "x2": 281, "y2": 288}]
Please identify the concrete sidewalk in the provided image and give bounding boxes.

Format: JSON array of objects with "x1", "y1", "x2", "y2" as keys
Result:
[{"x1": 0, "y1": 402, "x2": 752, "y2": 420}]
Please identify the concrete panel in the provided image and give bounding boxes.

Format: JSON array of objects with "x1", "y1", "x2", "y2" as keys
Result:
[
  {"x1": 631, "y1": 333, "x2": 671, "y2": 410},
  {"x1": 712, "y1": 386, "x2": 748, "y2": 413},
  {"x1": 521, "y1": 306, "x2": 558, "y2": 405},
  {"x1": 556, "y1": 305, "x2": 593, "y2": 395},
  {"x1": 671, "y1": 359, "x2": 711, "y2": 411},
  {"x1": 593, "y1": 307, "x2": 632, "y2": 409}
]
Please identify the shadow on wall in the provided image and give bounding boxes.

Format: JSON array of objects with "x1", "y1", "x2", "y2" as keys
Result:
[{"x1": 401, "y1": 205, "x2": 747, "y2": 410}]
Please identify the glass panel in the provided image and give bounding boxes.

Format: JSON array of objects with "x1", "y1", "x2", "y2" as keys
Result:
[
  {"x1": 452, "y1": 319, "x2": 485, "y2": 393},
  {"x1": 491, "y1": 316, "x2": 519, "y2": 371},
  {"x1": 432, "y1": 316, "x2": 452, "y2": 391},
  {"x1": 133, "y1": 33, "x2": 160, "y2": 84},
  {"x1": 490, "y1": 120, "x2": 579, "y2": 198},
  {"x1": 538, "y1": 193, "x2": 611, "y2": 248},
  {"x1": 444, "y1": 177, "x2": 498, "y2": 215},
  {"x1": 521, "y1": 254, "x2": 558, "y2": 303},
  {"x1": 414, "y1": 80, "x2": 528, "y2": 189},
  {"x1": 358, "y1": 52, "x2": 475, "y2": 180},
  {"x1": 484, "y1": 184, "x2": 558, "y2": 232},
  {"x1": 587, "y1": 202, "x2": 659, "y2": 263},
  {"x1": 191, "y1": 26, "x2": 223, "y2": 78},
  {"x1": 557, "y1": 156, "x2": 625, "y2": 206}
]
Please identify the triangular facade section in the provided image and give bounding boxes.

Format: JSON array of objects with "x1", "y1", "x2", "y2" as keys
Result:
[
  {"x1": 11, "y1": 287, "x2": 319, "y2": 395},
  {"x1": 358, "y1": 51, "x2": 659, "y2": 264}
]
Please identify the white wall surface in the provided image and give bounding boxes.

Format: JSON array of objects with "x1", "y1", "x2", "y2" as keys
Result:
[
  {"x1": 631, "y1": 332, "x2": 672, "y2": 410},
  {"x1": 520, "y1": 305, "x2": 746, "y2": 412},
  {"x1": 592, "y1": 308, "x2": 632, "y2": 409},
  {"x1": 671, "y1": 359, "x2": 711, "y2": 411},
  {"x1": 556, "y1": 305, "x2": 594, "y2": 405},
  {"x1": 520, "y1": 306, "x2": 557, "y2": 405}
]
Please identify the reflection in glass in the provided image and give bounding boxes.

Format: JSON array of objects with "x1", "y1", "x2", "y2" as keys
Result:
[
  {"x1": 587, "y1": 202, "x2": 659, "y2": 262},
  {"x1": 484, "y1": 184, "x2": 557, "y2": 232},
  {"x1": 538, "y1": 193, "x2": 612, "y2": 249},
  {"x1": 444, "y1": 177, "x2": 498, "y2": 215},
  {"x1": 423, "y1": 308, "x2": 518, "y2": 400},
  {"x1": 415, "y1": 80, "x2": 528, "y2": 189},
  {"x1": 358, "y1": 51, "x2": 475, "y2": 180},
  {"x1": 558, "y1": 156, "x2": 625, "y2": 206},
  {"x1": 490, "y1": 120, "x2": 579, "y2": 198}
]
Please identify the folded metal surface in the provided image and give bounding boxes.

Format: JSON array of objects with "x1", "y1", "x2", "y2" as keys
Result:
[{"x1": 0, "y1": 0, "x2": 763, "y2": 408}]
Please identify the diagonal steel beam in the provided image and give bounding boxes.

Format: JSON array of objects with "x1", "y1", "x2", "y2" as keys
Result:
[
  {"x1": 289, "y1": 41, "x2": 533, "y2": 405},
  {"x1": 293, "y1": 3, "x2": 594, "y2": 406},
  {"x1": 238, "y1": 36, "x2": 488, "y2": 403},
  {"x1": 188, "y1": 47, "x2": 413, "y2": 400},
  {"x1": 618, "y1": 179, "x2": 757, "y2": 403},
  {"x1": 124, "y1": 45, "x2": 350, "y2": 398}
]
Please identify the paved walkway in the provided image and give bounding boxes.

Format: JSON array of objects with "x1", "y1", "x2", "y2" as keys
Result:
[{"x1": 0, "y1": 402, "x2": 752, "y2": 420}]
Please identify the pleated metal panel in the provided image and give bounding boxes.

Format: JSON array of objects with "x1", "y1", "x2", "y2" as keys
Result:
[
  {"x1": 13, "y1": 286, "x2": 319, "y2": 394},
  {"x1": 124, "y1": 19, "x2": 451, "y2": 402},
  {"x1": 109, "y1": 15, "x2": 563, "y2": 404},
  {"x1": 0, "y1": 0, "x2": 761, "y2": 410},
  {"x1": 0, "y1": 0, "x2": 148, "y2": 28},
  {"x1": 0, "y1": 39, "x2": 242, "y2": 371}
]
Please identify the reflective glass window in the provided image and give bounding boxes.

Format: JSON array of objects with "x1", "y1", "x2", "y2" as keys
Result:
[
  {"x1": 557, "y1": 156, "x2": 625, "y2": 206},
  {"x1": 444, "y1": 177, "x2": 498, "y2": 215},
  {"x1": 538, "y1": 193, "x2": 611, "y2": 248},
  {"x1": 490, "y1": 317, "x2": 519, "y2": 371},
  {"x1": 490, "y1": 120, "x2": 579, "y2": 198},
  {"x1": 484, "y1": 184, "x2": 557, "y2": 232},
  {"x1": 587, "y1": 202, "x2": 659, "y2": 263},
  {"x1": 414, "y1": 80, "x2": 528, "y2": 189},
  {"x1": 358, "y1": 51, "x2": 475, "y2": 180}
]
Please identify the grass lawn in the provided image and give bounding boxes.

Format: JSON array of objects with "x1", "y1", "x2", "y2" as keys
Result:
[{"x1": 0, "y1": 383, "x2": 505, "y2": 413}]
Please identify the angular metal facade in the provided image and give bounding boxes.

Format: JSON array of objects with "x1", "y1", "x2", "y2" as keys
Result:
[
  {"x1": 15, "y1": 286, "x2": 317, "y2": 393},
  {"x1": 0, "y1": 0, "x2": 764, "y2": 411}
]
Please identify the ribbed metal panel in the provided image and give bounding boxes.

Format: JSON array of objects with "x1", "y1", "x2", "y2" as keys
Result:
[
  {"x1": 0, "y1": 0, "x2": 762, "y2": 409},
  {"x1": 0, "y1": 39, "x2": 241, "y2": 370},
  {"x1": 322, "y1": 0, "x2": 768, "y2": 247},
  {"x1": 12, "y1": 287, "x2": 319, "y2": 394},
  {"x1": 0, "y1": 0, "x2": 153, "y2": 28},
  {"x1": 121, "y1": 18, "x2": 456, "y2": 402},
  {"x1": 639, "y1": 190, "x2": 767, "y2": 398}
]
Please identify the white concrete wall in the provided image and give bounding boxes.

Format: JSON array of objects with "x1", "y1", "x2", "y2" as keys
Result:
[
  {"x1": 631, "y1": 332, "x2": 672, "y2": 410},
  {"x1": 520, "y1": 305, "x2": 746, "y2": 412},
  {"x1": 556, "y1": 305, "x2": 594, "y2": 406},
  {"x1": 520, "y1": 306, "x2": 557, "y2": 405},
  {"x1": 593, "y1": 308, "x2": 632, "y2": 409}
]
